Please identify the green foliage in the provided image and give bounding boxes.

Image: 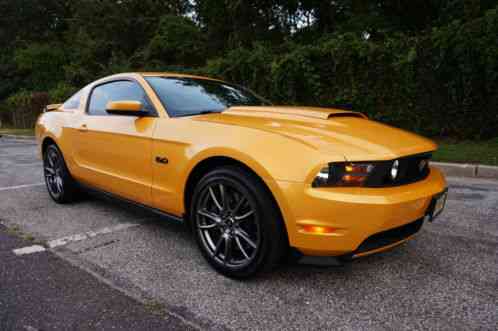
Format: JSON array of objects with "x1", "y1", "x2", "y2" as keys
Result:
[
  {"x1": 202, "y1": 43, "x2": 275, "y2": 98},
  {"x1": 202, "y1": 8, "x2": 498, "y2": 139},
  {"x1": 144, "y1": 15, "x2": 205, "y2": 67},
  {"x1": 4, "y1": 90, "x2": 41, "y2": 129},
  {"x1": 47, "y1": 84, "x2": 78, "y2": 103},
  {"x1": 0, "y1": 1, "x2": 496, "y2": 139},
  {"x1": 14, "y1": 43, "x2": 67, "y2": 91},
  {"x1": 271, "y1": 44, "x2": 324, "y2": 104},
  {"x1": 6, "y1": 90, "x2": 31, "y2": 110}
]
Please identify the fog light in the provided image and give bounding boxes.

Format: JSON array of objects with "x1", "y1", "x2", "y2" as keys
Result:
[{"x1": 302, "y1": 225, "x2": 335, "y2": 234}]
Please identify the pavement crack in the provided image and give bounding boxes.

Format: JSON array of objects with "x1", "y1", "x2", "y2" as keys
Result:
[{"x1": 76, "y1": 239, "x2": 119, "y2": 254}]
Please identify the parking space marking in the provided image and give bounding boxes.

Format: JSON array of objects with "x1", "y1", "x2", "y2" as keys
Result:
[
  {"x1": 0, "y1": 183, "x2": 44, "y2": 192},
  {"x1": 12, "y1": 222, "x2": 142, "y2": 256},
  {"x1": 13, "y1": 245, "x2": 46, "y2": 256},
  {"x1": 47, "y1": 222, "x2": 141, "y2": 248}
]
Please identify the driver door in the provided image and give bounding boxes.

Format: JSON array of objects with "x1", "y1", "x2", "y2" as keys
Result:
[{"x1": 73, "y1": 80, "x2": 157, "y2": 206}]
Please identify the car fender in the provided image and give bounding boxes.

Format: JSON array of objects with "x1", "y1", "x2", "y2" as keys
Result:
[
  {"x1": 36, "y1": 112, "x2": 77, "y2": 172},
  {"x1": 180, "y1": 146, "x2": 297, "y2": 231}
]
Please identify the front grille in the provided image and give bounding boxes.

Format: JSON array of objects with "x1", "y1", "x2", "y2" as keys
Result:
[
  {"x1": 365, "y1": 153, "x2": 431, "y2": 187},
  {"x1": 354, "y1": 218, "x2": 424, "y2": 255}
]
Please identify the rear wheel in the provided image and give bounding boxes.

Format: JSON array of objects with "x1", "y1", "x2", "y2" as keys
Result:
[
  {"x1": 43, "y1": 144, "x2": 79, "y2": 203},
  {"x1": 190, "y1": 166, "x2": 287, "y2": 278}
]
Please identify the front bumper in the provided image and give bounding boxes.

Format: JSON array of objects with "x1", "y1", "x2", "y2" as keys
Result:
[{"x1": 277, "y1": 166, "x2": 447, "y2": 257}]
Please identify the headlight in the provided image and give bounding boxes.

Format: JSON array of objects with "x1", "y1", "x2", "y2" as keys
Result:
[{"x1": 312, "y1": 162, "x2": 375, "y2": 187}]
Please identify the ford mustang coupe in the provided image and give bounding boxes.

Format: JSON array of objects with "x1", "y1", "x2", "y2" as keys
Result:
[{"x1": 36, "y1": 72, "x2": 447, "y2": 278}]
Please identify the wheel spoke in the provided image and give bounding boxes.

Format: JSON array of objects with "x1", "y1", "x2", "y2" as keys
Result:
[
  {"x1": 199, "y1": 223, "x2": 218, "y2": 229},
  {"x1": 209, "y1": 187, "x2": 223, "y2": 211},
  {"x1": 44, "y1": 167, "x2": 55, "y2": 175},
  {"x1": 235, "y1": 229, "x2": 257, "y2": 249},
  {"x1": 213, "y1": 236, "x2": 224, "y2": 257},
  {"x1": 231, "y1": 196, "x2": 246, "y2": 214},
  {"x1": 47, "y1": 154, "x2": 55, "y2": 167},
  {"x1": 51, "y1": 152, "x2": 58, "y2": 166},
  {"x1": 234, "y1": 210, "x2": 254, "y2": 222},
  {"x1": 223, "y1": 235, "x2": 232, "y2": 265},
  {"x1": 56, "y1": 177, "x2": 63, "y2": 192},
  {"x1": 235, "y1": 236, "x2": 250, "y2": 259},
  {"x1": 219, "y1": 184, "x2": 229, "y2": 211},
  {"x1": 197, "y1": 209, "x2": 220, "y2": 222}
]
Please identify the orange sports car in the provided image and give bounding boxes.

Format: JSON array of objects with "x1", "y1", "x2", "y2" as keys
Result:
[{"x1": 35, "y1": 72, "x2": 447, "y2": 278}]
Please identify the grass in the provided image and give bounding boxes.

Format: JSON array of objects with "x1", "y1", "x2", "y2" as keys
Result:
[
  {"x1": 4, "y1": 224, "x2": 46, "y2": 246},
  {"x1": 433, "y1": 138, "x2": 498, "y2": 166},
  {"x1": 0, "y1": 128, "x2": 35, "y2": 136},
  {"x1": 143, "y1": 300, "x2": 167, "y2": 315}
]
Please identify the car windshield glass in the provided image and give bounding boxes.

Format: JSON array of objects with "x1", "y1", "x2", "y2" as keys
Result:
[{"x1": 145, "y1": 76, "x2": 269, "y2": 117}]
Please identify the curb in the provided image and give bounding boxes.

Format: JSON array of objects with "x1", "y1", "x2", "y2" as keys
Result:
[
  {"x1": 0, "y1": 134, "x2": 36, "y2": 141},
  {"x1": 432, "y1": 162, "x2": 498, "y2": 180}
]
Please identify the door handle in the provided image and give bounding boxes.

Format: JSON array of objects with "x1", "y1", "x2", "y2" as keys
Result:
[{"x1": 78, "y1": 124, "x2": 88, "y2": 132}]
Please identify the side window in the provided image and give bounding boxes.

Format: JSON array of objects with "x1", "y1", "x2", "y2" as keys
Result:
[
  {"x1": 87, "y1": 80, "x2": 154, "y2": 116},
  {"x1": 62, "y1": 90, "x2": 83, "y2": 110}
]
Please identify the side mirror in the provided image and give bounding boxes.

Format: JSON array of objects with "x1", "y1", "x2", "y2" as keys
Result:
[{"x1": 106, "y1": 100, "x2": 147, "y2": 116}]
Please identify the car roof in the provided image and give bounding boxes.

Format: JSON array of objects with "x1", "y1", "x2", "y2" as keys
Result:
[
  {"x1": 139, "y1": 72, "x2": 225, "y2": 82},
  {"x1": 93, "y1": 72, "x2": 226, "y2": 86}
]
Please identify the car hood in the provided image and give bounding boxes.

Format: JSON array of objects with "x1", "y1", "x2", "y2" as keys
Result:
[{"x1": 193, "y1": 106, "x2": 437, "y2": 161}]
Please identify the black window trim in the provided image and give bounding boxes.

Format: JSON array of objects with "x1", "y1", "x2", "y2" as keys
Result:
[{"x1": 85, "y1": 77, "x2": 158, "y2": 117}]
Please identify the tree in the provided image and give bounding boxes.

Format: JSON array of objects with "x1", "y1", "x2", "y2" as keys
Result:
[{"x1": 144, "y1": 15, "x2": 206, "y2": 67}]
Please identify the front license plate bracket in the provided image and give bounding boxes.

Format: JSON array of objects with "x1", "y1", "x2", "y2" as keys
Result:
[{"x1": 426, "y1": 188, "x2": 448, "y2": 222}]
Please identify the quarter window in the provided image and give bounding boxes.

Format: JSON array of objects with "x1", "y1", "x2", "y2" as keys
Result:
[
  {"x1": 88, "y1": 80, "x2": 154, "y2": 116},
  {"x1": 62, "y1": 90, "x2": 83, "y2": 110}
]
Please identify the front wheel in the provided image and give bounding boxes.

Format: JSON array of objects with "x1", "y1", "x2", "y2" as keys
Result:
[
  {"x1": 43, "y1": 144, "x2": 79, "y2": 203},
  {"x1": 190, "y1": 166, "x2": 287, "y2": 278}
]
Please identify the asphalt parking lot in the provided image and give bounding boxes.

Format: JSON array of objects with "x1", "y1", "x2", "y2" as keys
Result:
[{"x1": 1, "y1": 138, "x2": 497, "y2": 330}]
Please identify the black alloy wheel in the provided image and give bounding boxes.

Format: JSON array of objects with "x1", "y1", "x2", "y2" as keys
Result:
[
  {"x1": 191, "y1": 166, "x2": 287, "y2": 278},
  {"x1": 43, "y1": 144, "x2": 79, "y2": 203}
]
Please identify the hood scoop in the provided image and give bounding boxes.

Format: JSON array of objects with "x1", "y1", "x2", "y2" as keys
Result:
[
  {"x1": 327, "y1": 112, "x2": 366, "y2": 119},
  {"x1": 226, "y1": 106, "x2": 366, "y2": 121}
]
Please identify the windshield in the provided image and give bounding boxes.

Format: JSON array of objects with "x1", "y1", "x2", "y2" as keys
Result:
[{"x1": 145, "y1": 76, "x2": 269, "y2": 117}]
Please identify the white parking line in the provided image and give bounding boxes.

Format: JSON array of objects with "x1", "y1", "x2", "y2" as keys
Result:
[
  {"x1": 12, "y1": 222, "x2": 142, "y2": 256},
  {"x1": 47, "y1": 222, "x2": 141, "y2": 248},
  {"x1": 0, "y1": 183, "x2": 45, "y2": 191},
  {"x1": 13, "y1": 245, "x2": 46, "y2": 256}
]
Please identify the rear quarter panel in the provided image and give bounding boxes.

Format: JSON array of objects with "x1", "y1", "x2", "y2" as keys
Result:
[{"x1": 36, "y1": 110, "x2": 79, "y2": 172}]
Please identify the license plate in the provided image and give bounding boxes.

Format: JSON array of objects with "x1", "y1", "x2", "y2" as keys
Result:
[{"x1": 428, "y1": 189, "x2": 448, "y2": 222}]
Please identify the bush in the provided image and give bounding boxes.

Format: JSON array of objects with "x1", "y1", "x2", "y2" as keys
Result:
[
  {"x1": 201, "y1": 8, "x2": 498, "y2": 140},
  {"x1": 6, "y1": 90, "x2": 48, "y2": 129},
  {"x1": 14, "y1": 43, "x2": 67, "y2": 91},
  {"x1": 143, "y1": 15, "x2": 205, "y2": 67},
  {"x1": 423, "y1": 8, "x2": 498, "y2": 139},
  {"x1": 202, "y1": 43, "x2": 275, "y2": 98},
  {"x1": 48, "y1": 83, "x2": 78, "y2": 104},
  {"x1": 0, "y1": 101, "x2": 12, "y2": 127},
  {"x1": 2, "y1": 7, "x2": 496, "y2": 140}
]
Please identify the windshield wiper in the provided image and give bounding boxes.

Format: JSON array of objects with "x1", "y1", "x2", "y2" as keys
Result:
[
  {"x1": 175, "y1": 109, "x2": 225, "y2": 118},
  {"x1": 198, "y1": 110, "x2": 220, "y2": 115}
]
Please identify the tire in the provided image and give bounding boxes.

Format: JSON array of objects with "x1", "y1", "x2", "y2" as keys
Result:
[
  {"x1": 190, "y1": 165, "x2": 287, "y2": 278},
  {"x1": 43, "y1": 144, "x2": 80, "y2": 203}
]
